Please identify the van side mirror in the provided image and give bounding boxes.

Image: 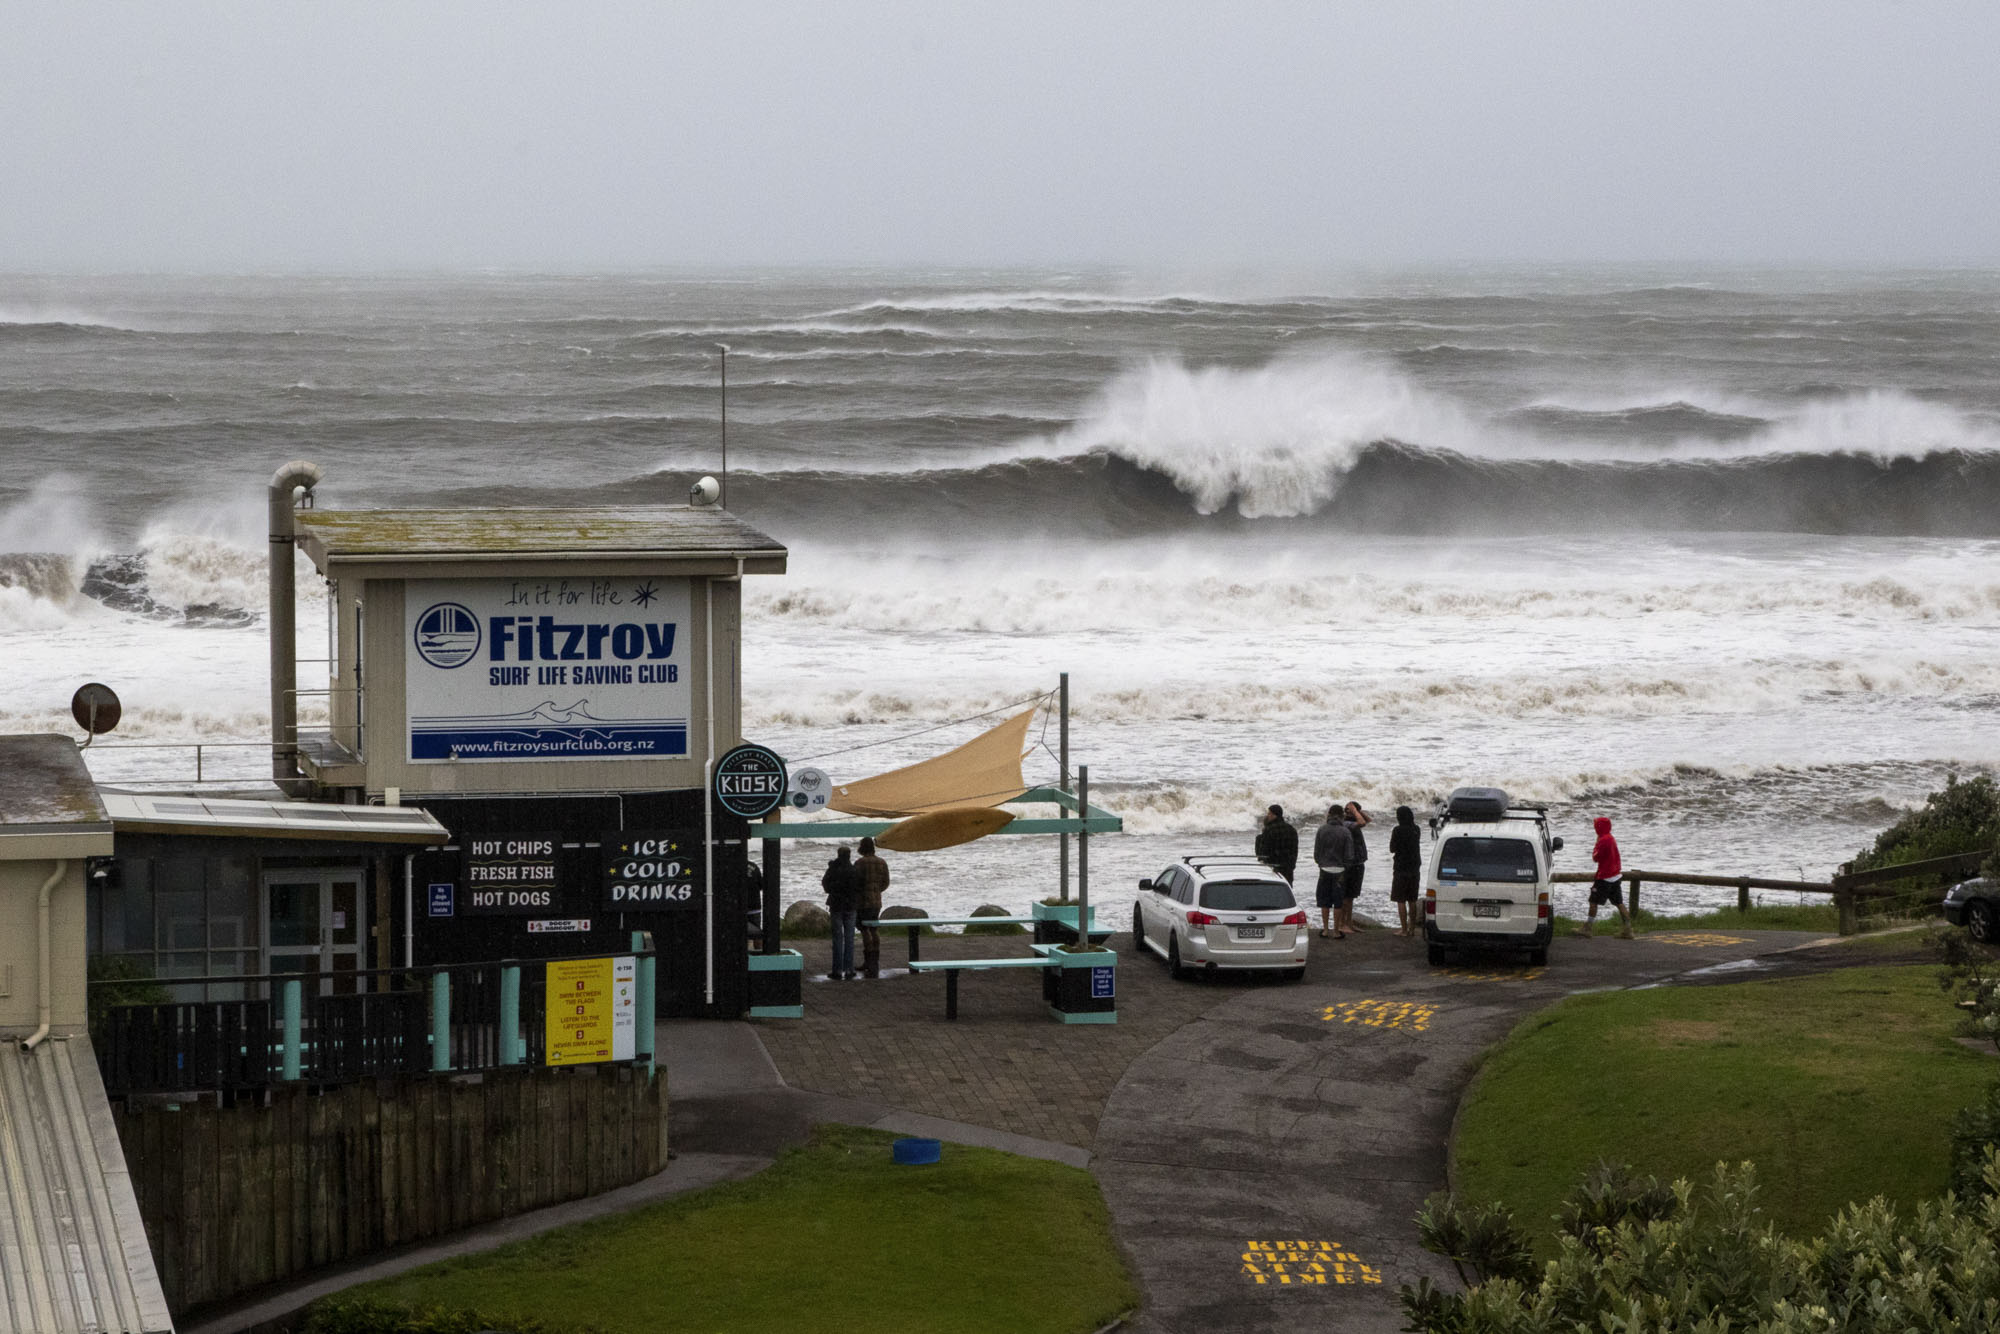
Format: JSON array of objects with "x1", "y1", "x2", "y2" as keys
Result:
[
  {"x1": 1138, "y1": 878, "x2": 1153, "y2": 892},
  {"x1": 1551, "y1": 837, "x2": 1564, "y2": 852}
]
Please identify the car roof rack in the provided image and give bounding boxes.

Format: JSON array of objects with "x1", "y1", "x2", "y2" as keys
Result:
[{"x1": 1181, "y1": 854, "x2": 1279, "y2": 874}]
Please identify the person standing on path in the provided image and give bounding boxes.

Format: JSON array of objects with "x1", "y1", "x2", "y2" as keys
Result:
[
  {"x1": 1313, "y1": 803, "x2": 1355, "y2": 939},
  {"x1": 1579, "y1": 816, "x2": 1634, "y2": 939},
  {"x1": 1255, "y1": 804, "x2": 1299, "y2": 884},
  {"x1": 822, "y1": 845, "x2": 862, "y2": 979},
  {"x1": 1338, "y1": 802, "x2": 1372, "y2": 934},
  {"x1": 1388, "y1": 805, "x2": 1422, "y2": 937},
  {"x1": 855, "y1": 836, "x2": 890, "y2": 979}
]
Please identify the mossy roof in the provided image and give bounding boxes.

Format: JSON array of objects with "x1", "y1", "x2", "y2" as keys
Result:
[
  {"x1": 295, "y1": 506, "x2": 787, "y2": 563},
  {"x1": 0, "y1": 735, "x2": 109, "y2": 829}
]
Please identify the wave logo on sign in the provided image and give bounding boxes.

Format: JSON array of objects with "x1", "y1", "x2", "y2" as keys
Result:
[{"x1": 413, "y1": 602, "x2": 482, "y2": 668}]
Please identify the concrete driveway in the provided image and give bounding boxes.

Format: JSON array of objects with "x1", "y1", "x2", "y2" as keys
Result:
[{"x1": 1093, "y1": 925, "x2": 1830, "y2": 1333}]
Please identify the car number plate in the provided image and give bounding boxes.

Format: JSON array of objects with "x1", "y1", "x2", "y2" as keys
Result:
[
  {"x1": 1472, "y1": 904, "x2": 1502, "y2": 919},
  {"x1": 1236, "y1": 925, "x2": 1266, "y2": 939}
]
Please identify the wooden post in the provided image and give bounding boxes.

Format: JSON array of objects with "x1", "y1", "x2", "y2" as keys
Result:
[
  {"x1": 1625, "y1": 875, "x2": 1641, "y2": 919},
  {"x1": 1837, "y1": 888, "x2": 1857, "y2": 936},
  {"x1": 1737, "y1": 878, "x2": 1751, "y2": 913}
]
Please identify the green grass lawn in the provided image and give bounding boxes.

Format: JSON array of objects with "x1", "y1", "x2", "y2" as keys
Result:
[
  {"x1": 1454, "y1": 965, "x2": 1996, "y2": 1250},
  {"x1": 312, "y1": 1125, "x2": 1136, "y2": 1334}
]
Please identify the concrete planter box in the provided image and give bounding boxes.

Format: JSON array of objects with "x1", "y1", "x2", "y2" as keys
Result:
[
  {"x1": 1042, "y1": 946, "x2": 1116, "y2": 1024},
  {"x1": 1031, "y1": 900, "x2": 1113, "y2": 947},
  {"x1": 746, "y1": 949, "x2": 803, "y2": 1019}
]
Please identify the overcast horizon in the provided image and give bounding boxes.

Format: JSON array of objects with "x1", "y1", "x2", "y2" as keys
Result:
[{"x1": 4, "y1": 2, "x2": 1998, "y2": 273}]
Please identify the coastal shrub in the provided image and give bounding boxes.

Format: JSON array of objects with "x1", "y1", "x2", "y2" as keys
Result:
[
  {"x1": 1852, "y1": 773, "x2": 2000, "y2": 873},
  {"x1": 1402, "y1": 1154, "x2": 2000, "y2": 1333},
  {"x1": 1950, "y1": 1084, "x2": 2000, "y2": 1201},
  {"x1": 86, "y1": 954, "x2": 168, "y2": 1041}
]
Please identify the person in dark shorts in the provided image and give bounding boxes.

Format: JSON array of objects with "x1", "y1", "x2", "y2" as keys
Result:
[
  {"x1": 1388, "y1": 804, "x2": 1422, "y2": 937},
  {"x1": 1312, "y1": 803, "x2": 1355, "y2": 939},
  {"x1": 1337, "y1": 802, "x2": 1371, "y2": 934},
  {"x1": 1255, "y1": 804, "x2": 1299, "y2": 883},
  {"x1": 1580, "y1": 815, "x2": 1634, "y2": 939}
]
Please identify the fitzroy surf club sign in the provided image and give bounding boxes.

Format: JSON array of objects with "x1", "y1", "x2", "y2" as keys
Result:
[{"x1": 406, "y1": 576, "x2": 692, "y2": 762}]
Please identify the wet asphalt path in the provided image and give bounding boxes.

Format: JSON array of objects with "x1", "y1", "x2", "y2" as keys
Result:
[{"x1": 1094, "y1": 925, "x2": 1831, "y2": 1334}]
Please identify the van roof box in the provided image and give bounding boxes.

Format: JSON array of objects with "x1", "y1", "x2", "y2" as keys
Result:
[{"x1": 1446, "y1": 787, "x2": 1510, "y2": 822}]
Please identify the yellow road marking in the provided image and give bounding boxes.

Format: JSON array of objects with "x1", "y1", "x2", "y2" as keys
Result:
[
  {"x1": 1435, "y1": 966, "x2": 1545, "y2": 983},
  {"x1": 1242, "y1": 1240, "x2": 1382, "y2": 1286},
  {"x1": 1321, "y1": 998, "x2": 1437, "y2": 1032},
  {"x1": 1651, "y1": 932, "x2": 1750, "y2": 947}
]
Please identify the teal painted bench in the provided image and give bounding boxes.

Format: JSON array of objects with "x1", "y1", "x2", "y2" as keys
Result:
[
  {"x1": 907, "y1": 956, "x2": 1060, "y2": 1020},
  {"x1": 863, "y1": 916, "x2": 1037, "y2": 965}
]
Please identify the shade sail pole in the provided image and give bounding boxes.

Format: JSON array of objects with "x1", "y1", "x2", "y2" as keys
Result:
[
  {"x1": 1059, "y1": 673, "x2": 1070, "y2": 903},
  {"x1": 1077, "y1": 765, "x2": 1090, "y2": 948}
]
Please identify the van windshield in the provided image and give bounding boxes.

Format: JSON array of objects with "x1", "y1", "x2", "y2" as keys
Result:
[
  {"x1": 1438, "y1": 838, "x2": 1538, "y2": 882},
  {"x1": 1200, "y1": 880, "x2": 1297, "y2": 911}
]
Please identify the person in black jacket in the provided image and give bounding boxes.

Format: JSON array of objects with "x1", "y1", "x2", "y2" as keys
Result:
[
  {"x1": 1254, "y1": 804, "x2": 1299, "y2": 883},
  {"x1": 1388, "y1": 805, "x2": 1423, "y2": 937},
  {"x1": 822, "y1": 846, "x2": 863, "y2": 981}
]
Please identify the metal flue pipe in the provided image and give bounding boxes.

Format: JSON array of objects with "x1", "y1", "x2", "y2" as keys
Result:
[{"x1": 269, "y1": 460, "x2": 323, "y2": 789}]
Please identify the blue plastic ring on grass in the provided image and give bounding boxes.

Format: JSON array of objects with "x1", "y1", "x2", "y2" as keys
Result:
[{"x1": 892, "y1": 1137, "x2": 942, "y2": 1165}]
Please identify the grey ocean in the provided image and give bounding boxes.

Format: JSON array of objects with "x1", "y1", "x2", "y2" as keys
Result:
[{"x1": 3, "y1": 269, "x2": 1998, "y2": 921}]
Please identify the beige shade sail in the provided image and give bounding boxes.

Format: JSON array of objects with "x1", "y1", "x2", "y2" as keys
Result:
[
  {"x1": 874, "y1": 806, "x2": 1018, "y2": 852},
  {"x1": 828, "y1": 706, "x2": 1038, "y2": 818}
]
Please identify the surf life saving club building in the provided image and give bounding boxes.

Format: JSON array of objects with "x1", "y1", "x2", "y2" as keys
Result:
[{"x1": 124, "y1": 461, "x2": 796, "y2": 1018}]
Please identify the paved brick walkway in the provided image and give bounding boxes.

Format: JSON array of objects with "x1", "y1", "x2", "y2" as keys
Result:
[{"x1": 754, "y1": 927, "x2": 1266, "y2": 1147}]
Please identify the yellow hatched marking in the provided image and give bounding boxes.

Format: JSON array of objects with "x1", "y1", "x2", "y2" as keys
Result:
[
  {"x1": 1651, "y1": 932, "x2": 1750, "y2": 947},
  {"x1": 1241, "y1": 1240, "x2": 1382, "y2": 1286},
  {"x1": 1435, "y1": 966, "x2": 1545, "y2": 983},
  {"x1": 1321, "y1": 998, "x2": 1437, "y2": 1032}
]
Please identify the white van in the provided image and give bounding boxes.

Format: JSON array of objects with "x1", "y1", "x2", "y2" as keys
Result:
[{"x1": 1422, "y1": 787, "x2": 1562, "y2": 966}]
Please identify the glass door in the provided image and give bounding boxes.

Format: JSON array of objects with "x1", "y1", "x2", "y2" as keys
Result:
[{"x1": 263, "y1": 868, "x2": 367, "y2": 994}]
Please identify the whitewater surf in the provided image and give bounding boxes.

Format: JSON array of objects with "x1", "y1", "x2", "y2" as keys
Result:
[{"x1": 3, "y1": 268, "x2": 1997, "y2": 923}]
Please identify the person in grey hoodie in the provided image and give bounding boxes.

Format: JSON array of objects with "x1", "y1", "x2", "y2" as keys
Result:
[{"x1": 1312, "y1": 803, "x2": 1356, "y2": 939}]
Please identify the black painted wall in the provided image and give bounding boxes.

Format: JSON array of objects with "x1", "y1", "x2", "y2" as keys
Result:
[{"x1": 404, "y1": 791, "x2": 750, "y2": 1019}]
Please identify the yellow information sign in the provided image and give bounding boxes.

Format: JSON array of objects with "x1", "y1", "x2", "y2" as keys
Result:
[{"x1": 545, "y1": 955, "x2": 637, "y2": 1065}]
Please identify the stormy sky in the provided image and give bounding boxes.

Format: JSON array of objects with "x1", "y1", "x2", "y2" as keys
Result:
[{"x1": 3, "y1": 1, "x2": 1995, "y2": 270}]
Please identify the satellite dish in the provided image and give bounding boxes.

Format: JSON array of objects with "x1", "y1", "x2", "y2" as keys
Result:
[
  {"x1": 71, "y1": 682, "x2": 122, "y2": 741},
  {"x1": 688, "y1": 476, "x2": 721, "y2": 506}
]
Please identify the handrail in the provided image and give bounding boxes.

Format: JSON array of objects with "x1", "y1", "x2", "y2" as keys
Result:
[
  {"x1": 85, "y1": 947, "x2": 656, "y2": 989},
  {"x1": 93, "y1": 944, "x2": 660, "y2": 1095}
]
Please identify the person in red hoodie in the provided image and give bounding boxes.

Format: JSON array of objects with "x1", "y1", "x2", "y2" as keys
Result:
[{"x1": 1579, "y1": 816, "x2": 1634, "y2": 939}]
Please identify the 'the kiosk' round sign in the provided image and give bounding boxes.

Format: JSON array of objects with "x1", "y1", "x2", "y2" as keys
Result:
[{"x1": 714, "y1": 743, "x2": 789, "y2": 819}]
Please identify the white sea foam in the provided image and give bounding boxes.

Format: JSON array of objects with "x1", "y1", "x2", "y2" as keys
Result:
[{"x1": 748, "y1": 566, "x2": 2000, "y2": 635}]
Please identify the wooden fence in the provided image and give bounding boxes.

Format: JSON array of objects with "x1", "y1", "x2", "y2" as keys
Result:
[
  {"x1": 1552, "y1": 848, "x2": 1990, "y2": 934},
  {"x1": 114, "y1": 1063, "x2": 667, "y2": 1317}
]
